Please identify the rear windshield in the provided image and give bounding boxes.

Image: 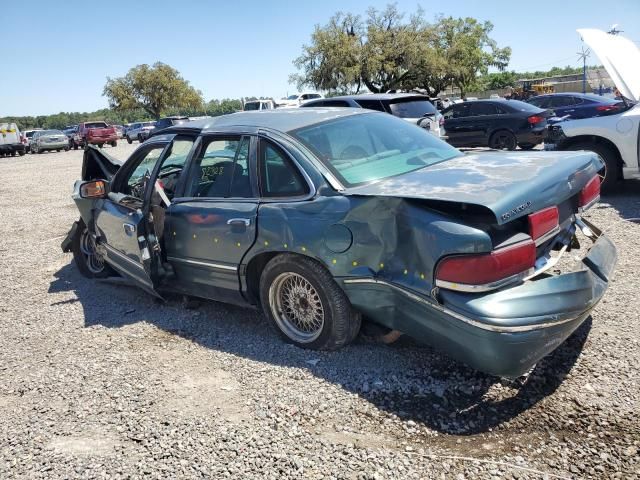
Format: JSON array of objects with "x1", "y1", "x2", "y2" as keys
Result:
[
  {"x1": 388, "y1": 98, "x2": 437, "y2": 118},
  {"x1": 503, "y1": 100, "x2": 542, "y2": 112},
  {"x1": 291, "y1": 112, "x2": 461, "y2": 187},
  {"x1": 41, "y1": 130, "x2": 64, "y2": 135},
  {"x1": 84, "y1": 122, "x2": 108, "y2": 128},
  {"x1": 244, "y1": 102, "x2": 260, "y2": 111}
]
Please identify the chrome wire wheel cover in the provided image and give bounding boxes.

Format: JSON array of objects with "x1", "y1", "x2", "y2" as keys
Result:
[
  {"x1": 79, "y1": 228, "x2": 105, "y2": 274},
  {"x1": 269, "y1": 272, "x2": 325, "y2": 343}
]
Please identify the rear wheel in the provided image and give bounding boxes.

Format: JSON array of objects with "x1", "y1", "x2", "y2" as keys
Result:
[
  {"x1": 126, "y1": 136, "x2": 132, "y2": 144},
  {"x1": 71, "y1": 219, "x2": 114, "y2": 278},
  {"x1": 260, "y1": 254, "x2": 360, "y2": 350},
  {"x1": 560, "y1": 141, "x2": 619, "y2": 193},
  {"x1": 137, "y1": 134, "x2": 143, "y2": 143},
  {"x1": 110, "y1": 140, "x2": 117, "y2": 147},
  {"x1": 489, "y1": 130, "x2": 517, "y2": 150}
]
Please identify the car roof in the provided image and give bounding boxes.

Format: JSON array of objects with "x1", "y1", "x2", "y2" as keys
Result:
[
  {"x1": 314, "y1": 93, "x2": 427, "y2": 101},
  {"x1": 167, "y1": 108, "x2": 368, "y2": 134}
]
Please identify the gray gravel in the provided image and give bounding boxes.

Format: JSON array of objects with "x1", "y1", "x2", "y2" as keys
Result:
[{"x1": 0, "y1": 143, "x2": 638, "y2": 479}]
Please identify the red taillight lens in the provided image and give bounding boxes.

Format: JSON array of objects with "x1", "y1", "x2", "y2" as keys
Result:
[
  {"x1": 435, "y1": 240, "x2": 536, "y2": 289},
  {"x1": 439, "y1": 116, "x2": 444, "y2": 126},
  {"x1": 579, "y1": 175, "x2": 600, "y2": 209},
  {"x1": 527, "y1": 115, "x2": 544, "y2": 124},
  {"x1": 528, "y1": 206, "x2": 559, "y2": 241},
  {"x1": 596, "y1": 105, "x2": 618, "y2": 112}
]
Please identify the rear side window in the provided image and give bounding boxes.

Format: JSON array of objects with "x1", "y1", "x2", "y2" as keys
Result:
[
  {"x1": 469, "y1": 103, "x2": 499, "y2": 116},
  {"x1": 388, "y1": 99, "x2": 437, "y2": 118},
  {"x1": 549, "y1": 96, "x2": 574, "y2": 107},
  {"x1": 355, "y1": 99, "x2": 385, "y2": 111},
  {"x1": 187, "y1": 137, "x2": 252, "y2": 198},
  {"x1": 444, "y1": 103, "x2": 470, "y2": 119},
  {"x1": 259, "y1": 141, "x2": 308, "y2": 197}
]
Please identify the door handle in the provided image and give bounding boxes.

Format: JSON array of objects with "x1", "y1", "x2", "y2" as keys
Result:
[
  {"x1": 123, "y1": 223, "x2": 136, "y2": 236},
  {"x1": 227, "y1": 218, "x2": 251, "y2": 227}
]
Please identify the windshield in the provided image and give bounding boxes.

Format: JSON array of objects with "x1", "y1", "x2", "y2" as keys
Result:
[
  {"x1": 388, "y1": 98, "x2": 437, "y2": 118},
  {"x1": 143, "y1": 122, "x2": 155, "y2": 127},
  {"x1": 42, "y1": 130, "x2": 64, "y2": 135},
  {"x1": 85, "y1": 122, "x2": 108, "y2": 129},
  {"x1": 292, "y1": 113, "x2": 462, "y2": 187},
  {"x1": 287, "y1": 94, "x2": 299, "y2": 100},
  {"x1": 244, "y1": 102, "x2": 260, "y2": 111}
]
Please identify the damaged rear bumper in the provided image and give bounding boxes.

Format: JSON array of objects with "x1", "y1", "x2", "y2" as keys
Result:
[{"x1": 342, "y1": 232, "x2": 617, "y2": 379}]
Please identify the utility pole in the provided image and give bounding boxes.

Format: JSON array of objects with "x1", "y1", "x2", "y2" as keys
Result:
[{"x1": 577, "y1": 46, "x2": 591, "y2": 94}]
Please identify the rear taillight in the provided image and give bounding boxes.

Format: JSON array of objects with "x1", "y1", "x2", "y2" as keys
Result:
[
  {"x1": 527, "y1": 115, "x2": 544, "y2": 124},
  {"x1": 439, "y1": 116, "x2": 444, "y2": 127},
  {"x1": 579, "y1": 175, "x2": 600, "y2": 210},
  {"x1": 595, "y1": 105, "x2": 618, "y2": 112},
  {"x1": 528, "y1": 206, "x2": 559, "y2": 243},
  {"x1": 435, "y1": 240, "x2": 536, "y2": 291}
]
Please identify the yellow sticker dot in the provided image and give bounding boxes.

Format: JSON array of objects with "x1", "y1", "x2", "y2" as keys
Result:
[
  {"x1": 214, "y1": 238, "x2": 219, "y2": 243},
  {"x1": 331, "y1": 259, "x2": 337, "y2": 265},
  {"x1": 403, "y1": 269, "x2": 408, "y2": 275},
  {"x1": 193, "y1": 234, "x2": 197, "y2": 239},
  {"x1": 173, "y1": 231, "x2": 176, "y2": 236},
  {"x1": 283, "y1": 243, "x2": 288, "y2": 249},
  {"x1": 379, "y1": 263, "x2": 384, "y2": 269},
  {"x1": 236, "y1": 242, "x2": 241, "y2": 247},
  {"x1": 352, "y1": 261, "x2": 358, "y2": 267},
  {"x1": 264, "y1": 240, "x2": 269, "y2": 246},
  {"x1": 301, "y1": 246, "x2": 306, "y2": 252},
  {"x1": 420, "y1": 273, "x2": 425, "y2": 280}
]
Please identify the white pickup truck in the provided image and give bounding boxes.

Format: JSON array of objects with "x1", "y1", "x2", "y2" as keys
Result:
[{"x1": 545, "y1": 29, "x2": 640, "y2": 192}]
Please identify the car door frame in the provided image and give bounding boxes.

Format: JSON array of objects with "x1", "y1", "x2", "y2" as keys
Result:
[{"x1": 162, "y1": 127, "x2": 261, "y2": 305}]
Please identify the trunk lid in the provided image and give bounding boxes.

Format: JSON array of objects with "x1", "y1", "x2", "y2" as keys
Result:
[
  {"x1": 81, "y1": 145, "x2": 122, "y2": 181},
  {"x1": 342, "y1": 150, "x2": 602, "y2": 225}
]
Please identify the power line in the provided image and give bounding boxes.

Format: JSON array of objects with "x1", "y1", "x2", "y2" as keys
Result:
[{"x1": 513, "y1": 55, "x2": 578, "y2": 72}]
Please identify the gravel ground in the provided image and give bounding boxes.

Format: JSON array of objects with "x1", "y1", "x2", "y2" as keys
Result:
[{"x1": 0, "y1": 143, "x2": 638, "y2": 479}]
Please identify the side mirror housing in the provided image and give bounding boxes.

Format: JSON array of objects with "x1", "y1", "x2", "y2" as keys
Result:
[{"x1": 79, "y1": 180, "x2": 108, "y2": 199}]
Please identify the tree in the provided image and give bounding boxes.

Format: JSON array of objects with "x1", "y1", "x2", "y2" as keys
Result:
[
  {"x1": 103, "y1": 62, "x2": 203, "y2": 120},
  {"x1": 291, "y1": 12, "x2": 363, "y2": 93},
  {"x1": 291, "y1": 6, "x2": 511, "y2": 96}
]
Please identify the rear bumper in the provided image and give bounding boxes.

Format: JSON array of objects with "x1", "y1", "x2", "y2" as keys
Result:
[
  {"x1": 342, "y1": 233, "x2": 617, "y2": 378},
  {"x1": 516, "y1": 127, "x2": 546, "y2": 146},
  {"x1": 0, "y1": 143, "x2": 26, "y2": 153},
  {"x1": 86, "y1": 135, "x2": 117, "y2": 144},
  {"x1": 37, "y1": 141, "x2": 68, "y2": 150}
]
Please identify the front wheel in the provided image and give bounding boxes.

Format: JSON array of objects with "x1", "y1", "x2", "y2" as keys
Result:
[
  {"x1": 137, "y1": 134, "x2": 143, "y2": 143},
  {"x1": 489, "y1": 130, "x2": 517, "y2": 150},
  {"x1": 560, "y1": 141, "x2": 619, "y2": 193},
  {"x1": 260, "y1": 254, "x2": 360, "y2": 350},
  {"x1": 71, "y1": 220, "x2": 114, "y2": 278},
  {"x1": 126, "y1": 136, "x2": 132, "y2": 144}
]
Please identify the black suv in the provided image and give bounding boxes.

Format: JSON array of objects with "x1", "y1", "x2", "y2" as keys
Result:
[{"x1": 141, "y1": 116, "x2": 189, "y2": 140}]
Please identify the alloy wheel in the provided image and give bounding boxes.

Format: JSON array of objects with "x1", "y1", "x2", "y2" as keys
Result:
[
  {"x1": 79, "y1": 228, "x2": 106, "y2": 274},
  {"x1": 269, "y1": 272, "x2": 325, "y2": 343}
]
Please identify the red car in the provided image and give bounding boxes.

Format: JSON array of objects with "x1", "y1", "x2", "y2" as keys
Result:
[{"x1": 72, "y1": 122, "x2": 118, "y2": 149}]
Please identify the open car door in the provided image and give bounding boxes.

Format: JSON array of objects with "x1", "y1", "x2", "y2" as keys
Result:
[{"x1": 93, "y1": 134, "x2": 194, "y2": 298}]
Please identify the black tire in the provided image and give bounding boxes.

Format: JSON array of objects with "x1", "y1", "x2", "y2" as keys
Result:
[
  {"x1": 71, "y1": 219, "x2": 114, "y2": 279},
  {"x1": 489, "y1": 130, "x2": 517, "y2": 150},
  {"x1": 560, "y1": 141, "x2": 619, "y2": 193},
  {"x1": 56, "y1": 149, "x2": 61, "y2": 152},
  {"x1": 72, "y1": 141, "x2": 78, "y2": 150},
  {"x1": 259, "y1": 254, "x2": 360, "y2": 350},
  {"x1": 38, "y1": 148, "x2": 43, "y2": 154},
  {"x1": 110, "y1": 140, "x2": 117, "y2": 147},
  {"x1": 64, "y1": 146, "x2": 70, "y2": 151},
  {"x1": 137, "y1": 134, "x2": 143, "y2": 143},
  {"x1": 518, "y1": 143, "x2": 536, "y2": 150},
  {"x1": 126, "y1": 136, "x2": 132, "y2": 144},
  {"x1": 18, "y1": 150, "x2": 25, "y2": 156}
]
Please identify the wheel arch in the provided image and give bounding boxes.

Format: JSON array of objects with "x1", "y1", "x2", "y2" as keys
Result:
[{"x1": 558, "y1": 134, "x2": 624, "y2": 177}]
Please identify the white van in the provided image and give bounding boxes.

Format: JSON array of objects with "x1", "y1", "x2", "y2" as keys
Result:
[
  {"x1": 244, "y1": 99, "x2": 276, "y2": 111},
  {"x1": 0, "y1": 123, "x2": 26, "y2": 156}
]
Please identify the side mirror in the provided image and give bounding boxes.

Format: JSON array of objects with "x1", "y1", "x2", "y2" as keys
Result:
[{"x1": 79, "y1": 180, "x2": 108, "y2": 199}]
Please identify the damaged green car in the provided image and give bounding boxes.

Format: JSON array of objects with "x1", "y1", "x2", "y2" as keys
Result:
[{"x1": 62, "y1": 109, "x2": 617, "y2": 378}]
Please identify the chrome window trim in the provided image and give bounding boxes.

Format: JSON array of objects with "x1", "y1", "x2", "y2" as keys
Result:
[
  {"x1": 167, "y1": 256, "x2": 237, "y2": 272},
  {"x1": 434, "y1": 268, "x2": 534, "y2": 293},
  {"x1": 342, "y1": 277, "x2": 584, "y2": 333}
]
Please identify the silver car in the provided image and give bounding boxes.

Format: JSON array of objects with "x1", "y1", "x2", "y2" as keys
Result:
[
  {"x1": 125, "y1": 121, "x2": 156, "y2": 144},
  {"x1": 30, "y1": 129, "x2": 70, "y2": 154}
]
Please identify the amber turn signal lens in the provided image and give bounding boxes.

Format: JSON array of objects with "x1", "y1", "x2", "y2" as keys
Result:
[{"x1": 80, "y1": 180, "x2": 106, "y2": 198}]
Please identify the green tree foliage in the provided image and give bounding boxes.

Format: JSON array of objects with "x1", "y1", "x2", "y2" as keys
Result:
[
  {"x1": 292, "y1": 5, "x2": 511, "y2": 96},
  {"x1": 206, "y1": 98, "x2": 243, "y2": 116},
  {"x1": 103, "y1": 62, "x2": 204, "y2": 120}
]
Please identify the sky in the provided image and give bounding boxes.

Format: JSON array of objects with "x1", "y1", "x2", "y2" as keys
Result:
[{"x1": 2, "y1": 0, "x2": 639, "y2": 116}]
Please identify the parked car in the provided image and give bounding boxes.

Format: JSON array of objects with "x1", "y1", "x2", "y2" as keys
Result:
[
  {"x1": 71, "y1": 122, "x2": 118, "y2": 149},
  {"x1": 113, "y1": 125, "x2": 125, "y2": 139},
  {"x1": 140, "y1": 116, "x2": 189, "y2": 141},
  {"x1": 301, "y1": 93, "x2": 445, "y2": 139},
  {"x1": 277, "y1": 92, "x2": 324, "y2": 108},
  {"x1": 30, "y1": 129, "x2": 70, "y2": 154},
  {"x1": 0, "y1": 123, "x2": 26, "y2": 156},
  {"x1": 63, "y1": 126, "x2": 78, "y2": 144},
  {"x1": 544, "y1": 28, "x2": 640, "y2": 192},
  {"x1": 23, "y1": 128, "x2": 43, "y2": 153},
  {"x1": 244, "y1": 99, "x2": 276, "y2": 111},
  {"x1": 126, "y1": 121, "x2": 156, "y2": 144},
  {"x1": 441, "y1": 99, "x2": 550, "y2": 150},
  {"x1": 527, "y1": 93, "x2": 628, "y2": 120},
  {"x1": 61, "y1": 108, "x2": 615, "y2": 379}
]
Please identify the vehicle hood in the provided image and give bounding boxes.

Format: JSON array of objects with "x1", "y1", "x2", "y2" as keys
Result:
[
  {"x1": 342, "y1": 150, "x2": 602, "y2": 225},
  {"x1": 578, "y1": 28, "x2": 640, "y2": 102}
]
